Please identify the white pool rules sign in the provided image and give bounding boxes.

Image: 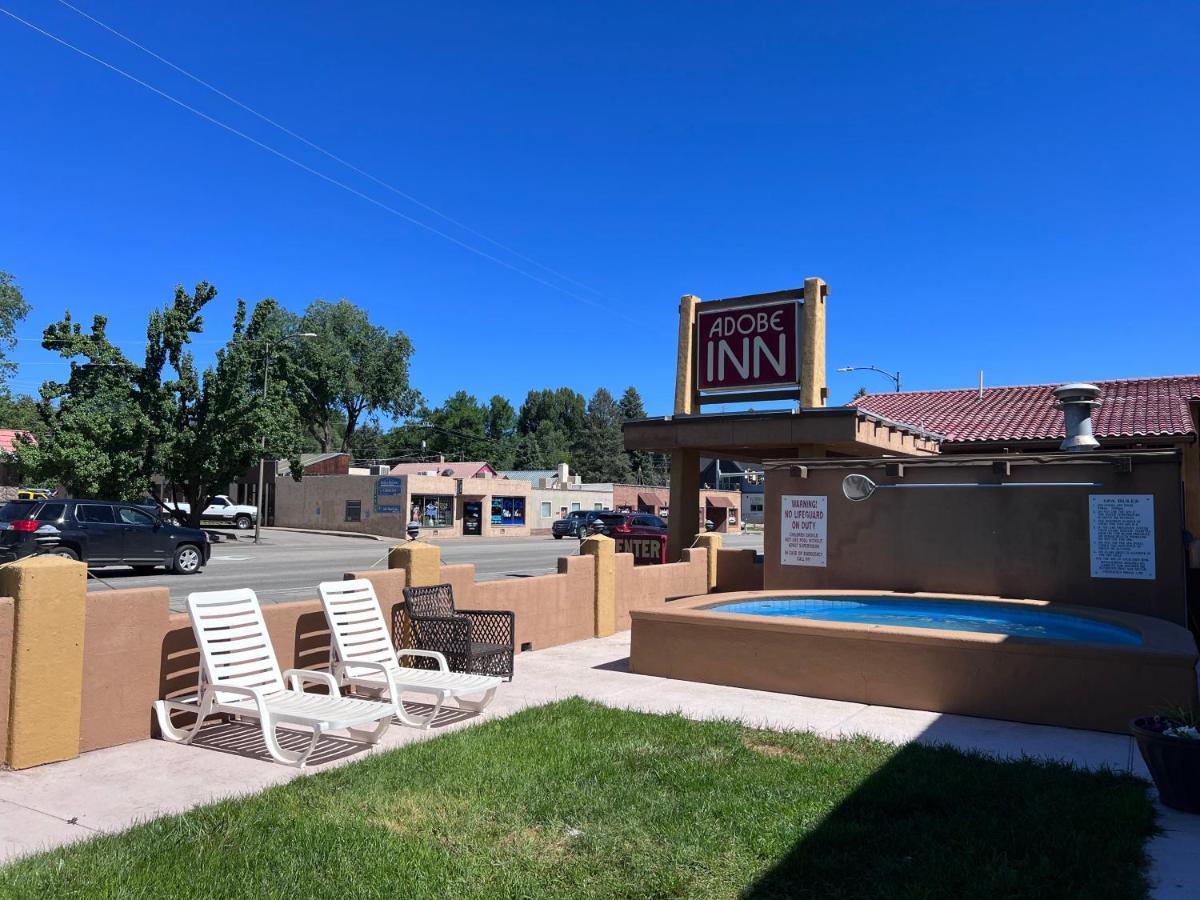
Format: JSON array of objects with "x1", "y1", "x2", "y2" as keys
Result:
[
  {"x1": 1089, "y1": 494, "x2": 1155, "y2": 581},
  {"x1": 781, "y1": 495, "x2": 827, "y2": 567}
]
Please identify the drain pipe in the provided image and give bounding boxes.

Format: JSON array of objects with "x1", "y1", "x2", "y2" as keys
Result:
[{"x1": 1054, "y1": 383, "x2": 1102, "y2": 451}]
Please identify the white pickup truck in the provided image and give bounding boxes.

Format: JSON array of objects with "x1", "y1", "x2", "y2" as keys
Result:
[{"x1": 165, "y1": 495, "x2": 258, "y2": 530}]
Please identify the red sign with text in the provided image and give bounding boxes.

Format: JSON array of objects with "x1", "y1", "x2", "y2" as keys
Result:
[{"x1": 696, "y1": 300, "x2": 802, "y2": 392}]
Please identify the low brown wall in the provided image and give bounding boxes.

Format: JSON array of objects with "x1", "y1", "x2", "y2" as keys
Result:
[
  {"x1": 631, "y1": 591, "x2": 1200, "y2": 734},
  {"x1": 614, "y1": 549, "x2": 707, "y2": 631},
  {"x1": 715, "y1": 549, "x2": 764, "y2": 593},
  {"x1": 81, "y1": 589, "x2": 170, "y2": 753},
  {"x1": 0, "y1": 597, "x2": 12, "y2": 762}
]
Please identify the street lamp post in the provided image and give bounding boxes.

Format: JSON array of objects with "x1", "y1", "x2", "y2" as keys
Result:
[
  {"x1": 837, "y1": 365, "x2": 902, "y2": 393},
  {"x1": 254, "y1": 332, "x2": 317, "y2": 544}
]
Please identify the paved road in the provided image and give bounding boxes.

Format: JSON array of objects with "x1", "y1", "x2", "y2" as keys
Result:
[{"x1": 84, "y1": 528, "x2": 765, "y2": 612}]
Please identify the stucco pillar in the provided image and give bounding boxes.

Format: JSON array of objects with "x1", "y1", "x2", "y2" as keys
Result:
[
  {"x1": 674, "y1": 294, "x2": 700, "y2": 416},
  {"x1": 580, "y1": 534, "x2": 616, "y2": 637},
  {"x1": 2, "y1": 556, "x2": 87, "y2": 769},
  {"x1": 388, "y1": 542, "x2": 441, "y2": 587},
  {"x1": 667, "y1": 449, "x2": 701, "y2": 562},
  {"x1": 800, "y1": 277, "x2": 827, "y2": 408},
  {"x1": 691, "y1": 532, "x2": 722, "y2": 592}
]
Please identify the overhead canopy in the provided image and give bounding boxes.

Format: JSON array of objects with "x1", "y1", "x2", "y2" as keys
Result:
[
  {"x1": 705, "y1": 496, "x2": 735, "y2": 508},
  {"x1": 637, "y1": 492, "x2": 663, "y2": 506},
  {"x1": 623, "y1": 408, "x2": 941, "y2": 463}
]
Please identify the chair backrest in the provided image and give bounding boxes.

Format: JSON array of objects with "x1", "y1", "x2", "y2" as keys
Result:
[
  {"x1": 403, "y1": 583, "x2": 456, "y2": 619},
  {"x1": 319, "y1": 579, "x2": 399, "y2": 678},
  {"x1": 186, "y1": 589, "x2": 285, "y2": 703}
]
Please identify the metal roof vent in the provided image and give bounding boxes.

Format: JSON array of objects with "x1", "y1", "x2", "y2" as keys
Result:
[{"x1": 1053, "y1": 383, "x2": 1102, "y2": 451}]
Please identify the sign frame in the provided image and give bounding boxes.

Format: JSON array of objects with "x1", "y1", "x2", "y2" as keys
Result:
[{"x1": 695, "y1": 297, "x2": 803, "y2": 396}]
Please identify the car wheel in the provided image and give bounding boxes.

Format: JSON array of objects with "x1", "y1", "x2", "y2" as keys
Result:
[
  {"x1": 576, "y1": 525, "x2": 586, "y2": 539},
  {"x1": 234, "y1": 514, "x2": 253, "y2": 530},
  {"x1": 50, "y1": 547, "x2": 79, "y2": 561},
  {"x1": 553, "y1": 533, "x2": 563, "y2": 540},
  {"x1": 172, "y1": 544, "x2": 203, "y2": 575}
]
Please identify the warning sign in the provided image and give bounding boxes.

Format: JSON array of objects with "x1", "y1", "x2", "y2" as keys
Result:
[
  {"x1": 781, "y1": 495, "x2": 827, "y2": 567},
  {"x1": 1089, "y1": 494, "x2": 1155, "y2": 581}
]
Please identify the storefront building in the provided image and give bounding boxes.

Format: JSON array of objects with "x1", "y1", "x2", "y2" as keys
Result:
[
  {"x1": 610, "y1": 483, "x2": 743, "y2": 533},
  {"x1": 272, "y1": 471, "x2": 530, "y2": 539}
]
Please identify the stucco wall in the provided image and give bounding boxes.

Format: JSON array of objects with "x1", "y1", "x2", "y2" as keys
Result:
[
  {"x1": 529, "y1": 486, "x2": 612, "y2": 531},
  {"x1": 715, "y1": 548, "x2": 764, "y2": 593},
  {"x1": 614, "y1": 548, "x2": 708, "y2": 631},
  {"x1": 0, "y1": 597, "x2": 12, "y2": 763},
  {"x1": 765, "y1": 452, "x2": 1188, "y2": 624},
  {"x1": 80, "y1": 588, "x2": 170, "y2": 753}
]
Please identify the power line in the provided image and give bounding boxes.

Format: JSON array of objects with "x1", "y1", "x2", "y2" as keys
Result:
[
  {"x1": 0, "y1": 6, "x2": 638, "y2": 324},
  {"x1": 55, "y1": 0, "x2": 608, "y2": 302}
]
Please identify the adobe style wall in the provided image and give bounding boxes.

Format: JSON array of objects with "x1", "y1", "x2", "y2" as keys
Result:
[
  {"x1": 715, "y1": 548, "x2": 764, "y2": 593},
  {"x1": 0, "y1": 597, "x2": 12, "y2": 762},
  {"x1": 614, "y1": 548, "x2": 707, "y2": 631},
  {"x1": 764, "y1": 451, "x2": 1188, "y2": 624}
]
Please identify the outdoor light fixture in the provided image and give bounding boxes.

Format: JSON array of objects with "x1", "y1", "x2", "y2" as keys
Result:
[{"x1": 841, "y1": 473, "x2": 1103, "y2": 502}]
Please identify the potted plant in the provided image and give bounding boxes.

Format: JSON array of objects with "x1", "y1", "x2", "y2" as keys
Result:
[{"x1": 1131, "y1": 708, "x2": 1200, "y2": 813}]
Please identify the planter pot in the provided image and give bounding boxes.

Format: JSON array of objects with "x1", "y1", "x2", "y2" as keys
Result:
[{"x1": 1131, "y1": 717, "x2": 1200, "y2": 814}]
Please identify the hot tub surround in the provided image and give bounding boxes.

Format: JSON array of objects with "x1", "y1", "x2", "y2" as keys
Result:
[{"x1": 630, "y1": 590, "x2": 1199, "y2": 734}]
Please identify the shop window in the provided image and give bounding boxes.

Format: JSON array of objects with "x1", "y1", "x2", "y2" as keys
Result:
[
  {"x1": 570, "y1": 502, "x2": 581, "y2": 512},
  {"x1": 412, "y1": 495, "x2": 453, "y2": 528},
  {"x1": 345, "y1": 500, "x2": 362, "y2": 522},
  {"x1": 594, "y1": 502, "x2": 603, "y2": 510},
  {"x1": 540, "y1": 501, "x2": 552, "y2": 518},
  {"x1": 491, "y1": 496, "x2": 526, "y2": 526}
]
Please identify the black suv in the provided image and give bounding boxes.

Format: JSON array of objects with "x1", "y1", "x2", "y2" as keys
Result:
[
  {"x1": 0, "y1": 498, "x2": 211, "y2": 574},
  {"x1": 551, "y1": 509, "x2": 610, "y2": 539}
]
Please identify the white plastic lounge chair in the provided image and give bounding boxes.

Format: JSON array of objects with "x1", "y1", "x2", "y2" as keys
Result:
[
  {"x1": 319, "y1": 578, "x2": 500, "y2": 729},
  {"x1": 154, "y1": 588, "x2": 393, "y2": 767}
]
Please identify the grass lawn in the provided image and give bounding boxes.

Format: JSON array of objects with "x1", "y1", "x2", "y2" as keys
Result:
[{"x1": 0, "y1": 699, "x2": 1155, "y2": 898}]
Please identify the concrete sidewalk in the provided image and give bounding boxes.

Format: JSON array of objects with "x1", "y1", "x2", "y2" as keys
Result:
[{"x1": 1, "y1": 631, "x2": 1196, "y2": 896}]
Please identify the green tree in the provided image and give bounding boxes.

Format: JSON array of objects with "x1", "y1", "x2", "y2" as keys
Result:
[
  {"x1": 0, "y1": 272, "x2": 31, "y2": 381},
  {"x1": 424, "y1": 391, "x2": 488, "y2": 460},
  {"x1": 0, "y1": 391, "x2": 42, "y2": 432},
  {"x1": 575, "y1": 388, "x2": 633, "y2": 483},
  {"x1": 484, "y1": 394, "x2": 517, "y2": 469},
  {"x1": 288, "y1": 299, "x2": 418, "y2": 453},
  {"x1": 616, "y1": 385, "x2": 666, "y2": 484},
  {"x1": 16, "y1": 284, "x2": 306, "y2": 523}
]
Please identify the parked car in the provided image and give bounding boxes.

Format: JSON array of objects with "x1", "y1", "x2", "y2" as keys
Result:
[
  {"x1": 163, "y1": 494, "x2": 258, "y2": 530},
  {"x1": 0, "y1": 498, "x2": 211, "y2": 574},
  {"x1": 592, "y1": 512, "x2": 669, "y2": 537},
  {"x1": 552, "y1": 509, "x2": 611, "y2": 539}
]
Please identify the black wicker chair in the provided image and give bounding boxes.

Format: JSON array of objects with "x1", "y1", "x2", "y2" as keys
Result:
[{"x1": 402, "y1": 583, "x2": 515, "y2": 681}]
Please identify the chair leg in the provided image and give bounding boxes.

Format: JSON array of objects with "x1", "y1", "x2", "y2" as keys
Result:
[
  {"x1": 153, "y1": 692, "x2": 215, "y2": 745},
  {"x1": 391, "y1": 690, "x2": 446, "y2": 730},
  {"x1": 348, "y1": 715, "x2": 391, "y2": 745},
  {"x1": 455, "y1": 687, "x2": 496, "y2": 714},
  {"x1": 260, "y1": 716, "x2": 322, "y2": 767}
]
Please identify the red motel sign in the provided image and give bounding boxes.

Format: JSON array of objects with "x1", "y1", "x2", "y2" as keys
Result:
[{"x1": 696, "y1": 299, "x2": 802, "y2": 392}]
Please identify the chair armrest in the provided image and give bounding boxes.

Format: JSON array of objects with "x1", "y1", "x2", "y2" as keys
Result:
[
  {"x1": 284, "y1": 668, "x2": 340, "y2": 695},
  {"x1": 396, "y1": 648, "x2": 449, "y2": 671},
  {"x1": 204, "y1": 682, "x2": 270, "y2": 715}
]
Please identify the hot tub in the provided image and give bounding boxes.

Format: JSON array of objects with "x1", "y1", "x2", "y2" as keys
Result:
[{"x1": 629, "y1": 590, "x2": 1198, "y2": 733}]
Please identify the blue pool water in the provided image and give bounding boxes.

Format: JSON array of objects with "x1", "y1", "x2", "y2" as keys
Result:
[{"x1": 708, "y1": 596, "x2": 1142, "y2": 646}]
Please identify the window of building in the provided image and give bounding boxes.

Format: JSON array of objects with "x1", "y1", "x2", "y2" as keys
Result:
[
  {"x1": 345, "y1": 500, "x2": 362, "y2": 522},
  {"x1": 491, "y1": 496, "x2": 526, "y2": 526},
  {"x1": 750, "y1": 500, "x2": 764, "y2": 512},
  {"x1": 570, "y1": 502, "x2": 581, "y2": 512},
  {"x1": 411, "y1": 495, "x2": 453, "y2": 528},
  {"x1": 540, "y1": 501, "x2": 552, "y2": 518},
  {"x1": 594, "y1": 502, "x2": 603, "y2": 510}
]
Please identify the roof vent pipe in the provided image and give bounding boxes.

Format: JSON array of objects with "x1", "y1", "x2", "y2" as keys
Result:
[{"x1": 1053, "y1": 383, "x2": 1102, "y2": 451}]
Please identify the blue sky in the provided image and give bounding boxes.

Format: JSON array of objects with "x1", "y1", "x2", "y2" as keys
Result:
[{"x1": 1, "y1": 1, "x2": 1196, "y2": 416}]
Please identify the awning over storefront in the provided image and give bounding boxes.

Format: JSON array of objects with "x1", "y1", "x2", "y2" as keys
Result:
[
  {"x1": 638, "y1": 492, "x2": 663, "y2": 507},
  {"x1": 705, "y1": 496, "x2": 735, "y2": 508}
]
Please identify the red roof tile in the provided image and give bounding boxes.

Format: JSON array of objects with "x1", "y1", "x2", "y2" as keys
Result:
[
  {"x1": 854, "y1": 376, "x2": 1200, "y2": 444},
  {"x1": 0, "y1": 429, "x2": 33, "y2": 453}
]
